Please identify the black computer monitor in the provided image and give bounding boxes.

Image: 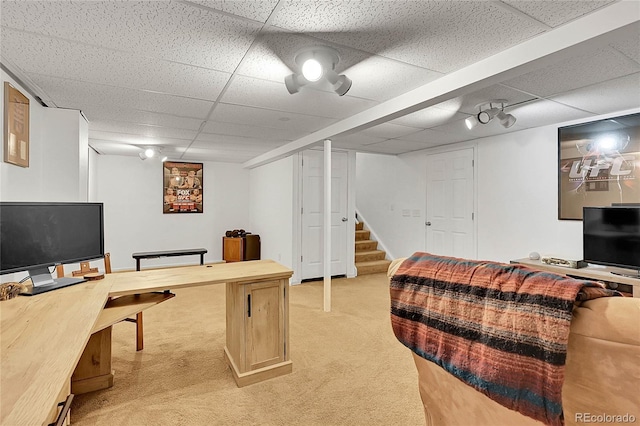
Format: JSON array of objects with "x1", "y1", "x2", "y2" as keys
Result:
[{"x1": 0, "y1": 202, "x2": 104, "y2": 295}]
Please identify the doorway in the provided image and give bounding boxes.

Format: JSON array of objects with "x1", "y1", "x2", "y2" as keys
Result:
[
  {"x1": 425, "y1": 148, "x2": 476, "y2": 258},
  {"x1": 300, "y1": 150, "x2": 349, "y2": 280}
]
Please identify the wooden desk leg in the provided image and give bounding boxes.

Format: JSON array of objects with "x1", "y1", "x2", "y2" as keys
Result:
[
  {"x1": 71, "y1": 326, "x2": 114, "y2": 395},
  {"x1": 136, "y1": 312, "x2": 144, "y2": 351}
]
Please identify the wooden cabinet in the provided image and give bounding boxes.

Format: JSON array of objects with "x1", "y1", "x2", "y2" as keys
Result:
[
  {"x1": 223, "y1": 235, "x2": 260, "y2": 263},
  {"x1": 224, "y1": 277, "x2": 291, "y2": 387}
]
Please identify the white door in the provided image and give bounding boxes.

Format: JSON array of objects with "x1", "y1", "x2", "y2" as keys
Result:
[
  {"x1": 425, "y1": 148, "x2": 475, "y2": 258},
  {"x1": 301, "y1": 150, "x2": 348, "y2": 280}
]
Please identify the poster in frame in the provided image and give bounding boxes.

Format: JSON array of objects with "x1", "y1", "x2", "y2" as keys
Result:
[
  {"x1": 163, "y1": 161, "x2": 203, "y2": 214},
  {"x1": 558, "y1": 112, "x2": 640, "y2": 220},
  {"x1": 3, "y1": 82, "x2": 30, "y2": 168}
]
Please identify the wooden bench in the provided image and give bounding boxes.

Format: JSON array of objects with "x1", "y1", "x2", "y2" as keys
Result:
[{"x1": 132, "y1": 248, "x2": 208, "y2": 271}]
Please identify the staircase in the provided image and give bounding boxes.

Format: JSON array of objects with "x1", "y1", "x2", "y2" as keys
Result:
[{"x1": 354, "y1": 222, "x2": 391, "y2": 275}]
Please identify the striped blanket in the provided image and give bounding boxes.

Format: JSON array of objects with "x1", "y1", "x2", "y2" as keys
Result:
[{"x1": 390, "y1": 252, "x2": 621, "y2": 426}]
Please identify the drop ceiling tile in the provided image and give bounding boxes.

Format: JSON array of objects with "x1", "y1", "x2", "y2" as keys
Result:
[
  {"x1": 185, "y1": 0, "x2": 279, "y2": 22},
  {"x1": 202, "y1": 121, "x2": 301, "y2": 141},
  {"x1": 505, "y1": 99, "x2": 597, "y2": 129},
  {"x1": 89, "y1": 140, "x2": 143, "y2": 156},
  {"x1": 360, "y1": 122, "x2": 423, "y2": 139},
  {"x1": 331, "y1": 133, "x2": 387, "y2": 149},
  {"x1": 1, "y1": 28, "x2": 231, "y2": 101},
  {"x1": 30, "y1": 75, "x2": 214, "y2": 119},
  {"x1": 181, "y1": 146, "x2": 264, "y2": 163},
  {"x1": 80, "y1": 105, "x2": 204, "y2": 130},
  {"x1": 610, "y1": 34, "x2": 640, "y2": 65},
  {"x1": 363, "y1": 138, "x2": 449, "y2": 154},
  {"x1": 396, "y1": 128, "x2": 472, "y2": 145},
  {"x1": 89, "y1": 131, "x2": 192, "y2": 147},
  {"x1": 193, "y1": 134, "x2": 283, "y2": 151},
  {"x1": 89, "y1": 141, "x2": 187, "y2": 159},
  {"x1": 550, "y1": 72, "x2": 640, "y2": 115},
  {"x1": 340, "y1": 56, "x2": 443, "y2": 102},
  {"x1": 0, "y1": 0, "x2": 260, "y2": 72},
  {"x1": 211, "y1": 103, "x2": 338, "y2": 131},
  {"x1": 271, "y1": 1, "x2": 544, "y2": 73},
  {"x1": 389, "y1": 106, "x2": 469, "y2": 129},
  {"x1": 502, "y1": 1, "x2": 616, "y2": 28},
  {"x1": 502, "y1": 47, "x2": 640, "y2": 98},
  {"x1": 222, "y1": 75, "x2": 378, "y2": 119},
  {"x1": 89, "y1": 121, "x2": 199, "y2": 140}
]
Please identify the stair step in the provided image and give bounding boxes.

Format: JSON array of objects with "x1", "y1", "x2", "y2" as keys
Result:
[
  {"x1": 355, "y1": 250, "x2": 386, "y2": 262},
  {"x1": 355, "y1": 222, "x2": 364, "y2": 231},
  {"x1": 355, "y1": 240, "x2": 378, "y2": 252},
  {"x1": 355, "y1": 229, "x2": 370, "y2": 241},
  {"x1": 356, "y1": 259, "x2": 392, "y2": 275}
]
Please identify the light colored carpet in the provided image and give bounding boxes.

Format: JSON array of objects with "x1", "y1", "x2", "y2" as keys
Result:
[{"x1": 71, "y1": 273, "x2": 425, "y2": 426}]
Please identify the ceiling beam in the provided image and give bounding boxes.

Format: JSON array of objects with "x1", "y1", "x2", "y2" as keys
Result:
[{"x1": 243, "y1": 0, "x2": 639, "y2": 169}]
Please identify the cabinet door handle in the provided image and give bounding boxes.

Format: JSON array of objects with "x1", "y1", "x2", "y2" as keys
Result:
[
  {"x1": 247, "y1": 294, "x2": 251, "y2": 317},
  {"x1": 49, "y1": 394, "x2": 74, "y2": 426}
]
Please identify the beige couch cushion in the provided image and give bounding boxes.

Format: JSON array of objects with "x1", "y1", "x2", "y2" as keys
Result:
[{"x1": 389, "y1": 257, "x2": 640, "y2": 426}]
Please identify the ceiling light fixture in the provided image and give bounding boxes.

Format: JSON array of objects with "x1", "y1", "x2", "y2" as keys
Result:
[
  {"x1": 285, "y1": 46, "x2": 352, "y2": 96},
  {"x1": 139, "y1": 147, "x2": 162, "y2": 160},
  {"x1": 467, "y1": 100, "x2": 516, "y2": 130}
]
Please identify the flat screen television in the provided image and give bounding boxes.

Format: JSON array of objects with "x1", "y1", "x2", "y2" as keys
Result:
[
  {"x1": 0, "y1": 202, "x2": 104, "y2": 295},
  {"x1": 583, "y1": 206, "x2": 640, "y2": 278}
]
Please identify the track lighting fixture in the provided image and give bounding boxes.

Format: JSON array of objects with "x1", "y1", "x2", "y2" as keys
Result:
[
  {"x1": 466, "y1": 100, "x2": 516, "y2": 130},
  {"x1": 138, "y1": 147, "x2": 165, "y2": 161},
  {"x1": 285, "y1": 46, "x2": 352, "y2": 96}
]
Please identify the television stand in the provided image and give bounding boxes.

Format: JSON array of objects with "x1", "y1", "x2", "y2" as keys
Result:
[
  {"x1": 511, "y1": 258, "x2": 639, "y2": 298},
  {"x1": 611, "y1": 270, "x2": 640, "y2": 279}
]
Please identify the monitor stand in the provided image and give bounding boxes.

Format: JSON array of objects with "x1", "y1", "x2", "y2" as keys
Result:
[{"x1": 20, "y1": 267, "x2": 86, "y2": 296}]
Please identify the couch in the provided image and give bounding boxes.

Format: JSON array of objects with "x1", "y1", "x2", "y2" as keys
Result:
[{"x1": 388, "y1": 257, "x2": 640, "y2": 426}]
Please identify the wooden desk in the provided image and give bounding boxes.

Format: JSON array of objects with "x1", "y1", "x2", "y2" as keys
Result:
[
  {"x1": 0, "y1": 260, "x2": 293, "y2": 426},
  {"x1": 0, "y1": 279, "x2": 111, "y2": 426},
  {"x1": 511, "y1": 258, "x2": 640, "y2": 297}
]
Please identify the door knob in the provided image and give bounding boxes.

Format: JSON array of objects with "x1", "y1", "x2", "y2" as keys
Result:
[
  {"x1": 425, "y1": 221, "x2": 431, "y2": 226},
  {"x1": 341, "y1": 217, "x2": 348, "y2": 222}
]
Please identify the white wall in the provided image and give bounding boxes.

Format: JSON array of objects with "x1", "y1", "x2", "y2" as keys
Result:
[
  {"x1": 94, "y1": 155, "x2": 250, "y2": 271},
  {"x1": 248, "y1": 155, "x2": 294, "y2": 273},
  {"x1": 356, "y1": 108, "x2": 640, "y2": 264},
  {"x1": 355, "y1": 152, "x2": 425, "y2": 260},
  {"x1": 0, "y1": 71, "x2": 88, "y2": 202}
]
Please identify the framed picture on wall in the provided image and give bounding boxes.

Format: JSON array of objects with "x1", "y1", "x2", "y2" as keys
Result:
[
  {"x1": 3, "y1": 82, "x2": 30, "y2": 168},
  {"x1": 163, "y1": 161, "x2": 203, "y2": 214},
  {"x1": 558, "y1": 112, "x2": 640, "y2": 220}
]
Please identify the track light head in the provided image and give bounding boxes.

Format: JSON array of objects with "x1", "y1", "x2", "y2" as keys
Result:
[
  {"x1": 301, "y1": 58, "x2": 324, "y2": 82},
  {"x1": 496, "y1": 110, "x2": 516, "y2": 128},
  {"x1": 285, "y1": 73, "x2": 306, "y2": 94},
  {"x1": 467, "y1": 100, "x2": 516, "y2": 130},
  {"x1": 465, "y1": 115, "x2": 479, "y2": 130},
  {"x1": 477, "y1": 108, "x2": 500, "y2": 124},
  {"x1": 285, "y1": 46, "x2": 351, "y2": 96},
  {"x1": 325, "y1": 70, "x2": 352, "y2": 96}
]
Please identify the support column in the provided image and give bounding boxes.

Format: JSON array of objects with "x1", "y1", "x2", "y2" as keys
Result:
[{"x1": 323, "y1": 139, "x2": 331, "y2": 312}]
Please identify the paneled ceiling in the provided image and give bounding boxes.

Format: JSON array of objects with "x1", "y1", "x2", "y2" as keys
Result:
[{"x1": 1, "y1": 1, "x2": 639, "y2": 166}]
